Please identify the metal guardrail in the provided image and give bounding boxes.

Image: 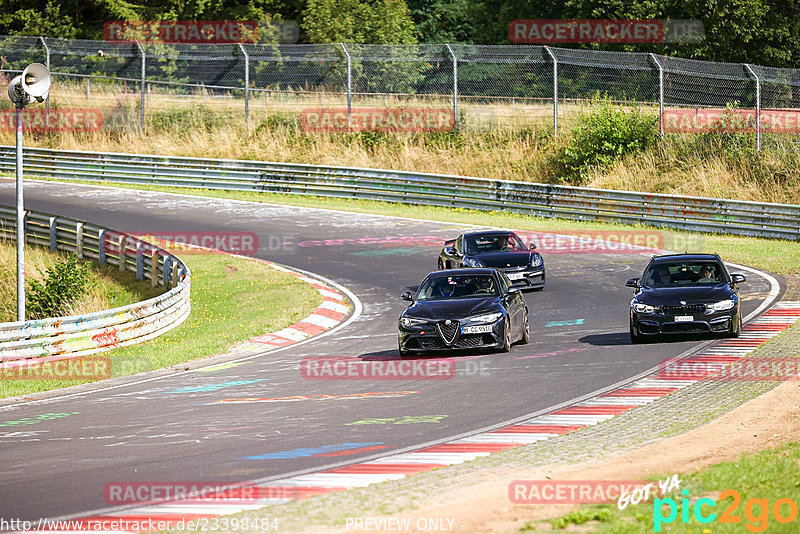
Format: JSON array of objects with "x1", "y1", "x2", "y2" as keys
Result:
[
  {"x1": 0, "y1": 145, "x2": 798, "y2": 241},
  {"x1": 0, "y1": 205, "x2": 190, "y2": 362}
]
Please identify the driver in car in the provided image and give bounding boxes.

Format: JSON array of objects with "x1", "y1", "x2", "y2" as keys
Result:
[
  {"x1": 439, "y1": 282, "x2": 455, "y2": 298},
  {"x1": 474, "y1": 276, "x2": 495, "y2": 294},
  {"x1": 697, "y1": 266, "x2": 715, "y2": 283}
]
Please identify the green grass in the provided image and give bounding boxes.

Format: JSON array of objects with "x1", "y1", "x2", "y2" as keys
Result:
[
  {"x1": 0, "y1": 253, "x2": 323, "y2": 399},
  {"x1": 27, "y1": 177, "x2": 800, "y2": 277},
  {"x1": 532, "y1": 442, "x2": 800, "y2": 532}
]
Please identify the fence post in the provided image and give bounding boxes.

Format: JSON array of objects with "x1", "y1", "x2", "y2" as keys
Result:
[
  {"x1": 136, "y1": 41, "x2": 145, "y2": 130},
  {"x1": 340, "y1": 43, "x2": 352, "y2": 123},
  {"x1": 238, "y1": 43, "x2": 249, "y2": 120},
  {"x1": 40, "y1": 37, "x2": 50, "y2": 114},
  {"x1": 98, "y1": 229, "x2": 107, "y2": 264},
  {"x1": 49, "y1": 216, "x2": 57, "y2": 251},
  {"x1": 446, "y1": 44, "x2": 458, "y2": 127},
  {"x1": 744, "y1": 64, "x2": 761, "y2": 151},
  {"x1": 544, "y1": 46, "x2": 558, "y2": 136},
  {"x1": 135, "y1": 240, "x2": 144, "y2": 280},
  {"x1": 150, "y1": 250, "x2": 159, "y2": 288},
  {"x1": 649, "y1": 53, "x2": 664, "y2": 137},
  {"x1": 118, "y1": 235, "x2": 126, "y2": 272}
]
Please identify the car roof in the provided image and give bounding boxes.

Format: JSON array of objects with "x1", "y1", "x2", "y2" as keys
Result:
[
  {"x1": 427, "y1": 268, "x2": 498, "y2": 277},
  {"x1": 461, "y1": 230, "x2": 517, "y2": 239},
  {"x1": 650, "y1": 253, "x2": 722, "y2": 264}
]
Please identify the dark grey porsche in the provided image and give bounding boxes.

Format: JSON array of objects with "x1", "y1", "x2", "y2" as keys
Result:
[
  {"x1": 398, "y1": 268, "x2": 529, "y2": 357},
  {"x1": 627, "y1": 253, "x2": 746, "y2": 343},
  {"x1": 438, "y1": 231, "x2": 545, "y2": 290}
]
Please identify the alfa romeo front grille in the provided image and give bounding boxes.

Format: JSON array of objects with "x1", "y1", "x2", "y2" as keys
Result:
[{"x1": 436, "y1": 321, "x2": 459, "y2": 345}]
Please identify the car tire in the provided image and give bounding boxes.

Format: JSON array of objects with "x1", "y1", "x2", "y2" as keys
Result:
[
  {"x1": 630, "y1": 321, "x2": 645, "y2": 344},
  {"x1": 500, "y1": 318, "x2": 512, "y2": 352},
  {"x1": 399, "y1": 346, "x2": 413, "y2": 358},
  {"x1": 520, "y1": 310, "x2": 530, "y2": 345},
  {"x1": 729, "y1": 314, "x2": 742, "y2": 338}
]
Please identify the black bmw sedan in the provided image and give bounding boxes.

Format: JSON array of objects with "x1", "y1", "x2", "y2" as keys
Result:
[
  {"x1": 398, "y1": 268, "x2": 529, "y2": 357},
  {"x1": 438, "y1": 231, "x2": 545, "y2": 290},
  {"x1": 627, "y1": 253, "x2": 746, "y2": 343}
]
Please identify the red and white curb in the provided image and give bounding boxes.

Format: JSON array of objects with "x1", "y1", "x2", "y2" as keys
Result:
[
  {"x1": 36, "y1": 302, "x2": 800, "y2": 532},
  {"x1": 220, "y1": 262, "x2": 352, "y2": 355}
]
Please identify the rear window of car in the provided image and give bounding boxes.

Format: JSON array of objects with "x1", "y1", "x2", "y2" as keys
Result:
[{"x1": 643, "y1": 261, "x2": 726, "y2": 287}]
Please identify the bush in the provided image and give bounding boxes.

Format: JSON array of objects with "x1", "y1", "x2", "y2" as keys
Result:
[
  {"x1": 551, "y1": 96, "x2": 658, "y2": 184},
  {"x1": 26, "y1": 255, "x2": 92, "y2": 320}
]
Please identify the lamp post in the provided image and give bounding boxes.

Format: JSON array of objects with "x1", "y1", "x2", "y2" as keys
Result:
[{"x1": 7, "y1": 63, "x2": 51, "y2": 321}]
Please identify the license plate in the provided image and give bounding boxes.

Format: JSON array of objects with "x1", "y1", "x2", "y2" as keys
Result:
[
  {"x1": 674, "y1": 315, "x2": 694, "y2": 322},
  {"x1": 462, "y1": 325, "x2": 492, "y2": 334},
  {"x1": 507, "y1": 272, "x2": 525, "y2": 280}
]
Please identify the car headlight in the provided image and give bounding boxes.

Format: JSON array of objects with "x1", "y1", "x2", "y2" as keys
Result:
[
  {"x1": 632, "y1": 302, "x2": 657, "y2": 313},
  {"x1": 466, "y1": 312, "x2": 503, "y2": 324},
  {"x1": 463, "y1": 257, "x2": 484, "y2": 268},
  {"x1": 400, "y1": 317, "x2": 427, "y2": 327},
  {"x1": 708, "y1": 299, "x2": 735, "y2": 311},
  {"x1": 531, "y1": 254, "x2": 543, "y2": 267}
]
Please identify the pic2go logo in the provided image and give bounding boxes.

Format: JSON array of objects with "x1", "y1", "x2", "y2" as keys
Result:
[{"x1": 654, "y1": 489, "x2": 799, "y2": 532}]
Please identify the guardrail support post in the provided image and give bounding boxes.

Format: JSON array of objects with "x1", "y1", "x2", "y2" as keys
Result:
[
  {"x1": 98, "y1": 229, "x2": 107, "y2": 264},
  {"x1": 136, "y1": 41, "x2": 146, "y2": 130},
  {"x1": 150, "y1": 251, "x2": 158, "y2": 288},
  {"x1": 135, "y1": 240, "x2": 143, "y2": 280},
  {"x1": 341, "y1": 43, "x2": 352, "y2": 124},
  {"x1": 544, "y1": 46, "x2": 558, "y2": 136},
  {"x1": 744, "y1": 64, "x2": 761, "y2": 151},
  {"x1": 75, "y1": 222, "x2": 83, "y2": 259},
  {"x1": 49, "y1": 216, "x2": 57, "y2": 251},
  {"x1": 163, "y1": 256, "x2": 172, "y2": 287},
  {"x1": 118, "y1": 235, "x2": 126, "y2": 272},
  {"x1": 171, "y1": 261, "x2": 180, "y2": 288},
  {"x1": 238, "y1": 43, "x2": 249, "y2": 120},
  {"x1": 446, "y1": 44, "x2": 458, "y2": 128},
  {"x1": 649, "y1": 53, "x2": 665, "y2": 137}
]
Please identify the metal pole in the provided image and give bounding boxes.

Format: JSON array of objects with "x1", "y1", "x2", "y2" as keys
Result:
[
  {"x1": 544, "y1": 47, "x2": 558, "y2": 136},
  {"x1": 15, "y1": 102, "x2": 25, "y2": 321},
  {"x1": 238, "y1": 43, "x2": 249, "y2": 120},
  {"x1": 446, "y1": 44, "x2": 458, "y2": 127},
  {"x1": 136, "y1": 41, "x2": 145, "y2": 130},
  {"x1": 744, "y1": 64, "x2": 761, "y2": 151},
  {"x1": 341, "y1": 43, "x2": 351, "y2": 123},
  {"x1": 649, "y1": 53, "x2": 664, "y2": 137},
  {"x1": 40, "y1": 37, "x2": 50, "y2": 115}
]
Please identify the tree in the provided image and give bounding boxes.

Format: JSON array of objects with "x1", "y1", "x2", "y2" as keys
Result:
[{"x1": 302, "y1": 0, "x2": 417, "y2": 44}]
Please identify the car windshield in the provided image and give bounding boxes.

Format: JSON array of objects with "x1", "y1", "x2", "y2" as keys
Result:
[
  {"x1": 464, "y1": 233, "x2": 526, "y2": 254},
  {"x1": 642, "y1": 261, "x2": 725, "y2": 287},
  {"x1": 417, "y1": 274, "x2": 499, "y2": 300}
]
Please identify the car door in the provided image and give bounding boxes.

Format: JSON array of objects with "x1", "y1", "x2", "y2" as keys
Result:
[{"x1": 498, "y1": 271, "x2": 523, "y2": 330}]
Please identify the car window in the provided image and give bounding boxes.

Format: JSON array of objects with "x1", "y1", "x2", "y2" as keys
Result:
[
  {"x1": 455, "y1": 235, "x2": 463, "y2": 254},
  {"x1": 643, "y1": 261, "x2": 725, "y2": 287},
  {"x1": 465, "y1": 233, "x2": 526, "y2": 253},
  {"x1": 497, "y1": 271, "x2": 510, "y2": 292},
  {"x1": 417, "y1": 274, "x2": 500, "y2": 300}
]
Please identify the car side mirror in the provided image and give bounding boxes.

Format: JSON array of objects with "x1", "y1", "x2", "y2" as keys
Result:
[
  {"x1": 401, "y1": 291, "x2": 414, "y2": 301},
  {"x1": 444, "y1": 246, "x2": 456, "y2": 255},
  {"x1": 529, "y1": 243, "x2": 537, "y2": 250},
  {"x1": 626, "y1": 277, "x2": 640, "y2": 288},
  {"x1": 730, "y1": 273, "x2": 746, "y2": 284}
]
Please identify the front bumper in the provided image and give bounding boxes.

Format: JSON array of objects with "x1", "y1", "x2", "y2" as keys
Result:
[
  {"x1": 631, "y1": 306, "x2": 739, "y2": 336},
  {"x1": 499, "y1": 266, "x2": 545, "y2": 289},
  {"x1": 399, "y1": 318, "x2": 506, "y2": 352}
]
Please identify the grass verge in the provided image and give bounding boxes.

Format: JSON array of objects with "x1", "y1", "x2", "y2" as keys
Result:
[
  {"x1": 0, "y1": 252, "x2": 322, "y2": 399},
  {"x1": 529, "y1": 442, "x2": 800, "y2": 532}
]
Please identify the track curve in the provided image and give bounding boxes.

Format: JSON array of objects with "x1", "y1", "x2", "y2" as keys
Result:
[{"x1": 0, "y1": 181, "x2": 781, "y2": 522}]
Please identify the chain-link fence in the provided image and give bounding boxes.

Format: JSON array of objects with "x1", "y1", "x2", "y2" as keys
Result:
[{"x1": 2, "y1": 35, "x2": 800, "y2": 149}]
